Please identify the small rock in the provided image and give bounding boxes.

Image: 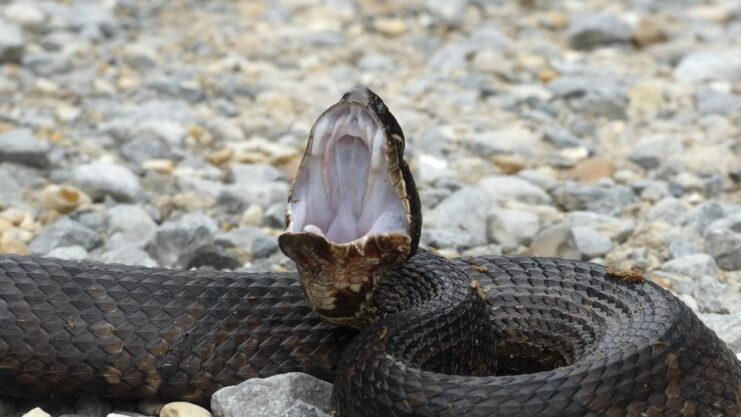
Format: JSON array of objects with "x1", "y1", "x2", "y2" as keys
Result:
[
  {"x1": 240, "y1": 204, "x2": 264, "y2": 226},
  {"x1": 148, "y1": 212, "x2": 218, "y2": 268},
  {"x1": 0, "y1": 128, "x2": 50, "y2": 168},
  {"x1": 553, "y1": 182, "x2": 637, "y2": 216},
  {"x1": 107, "y1": 204, "x2": 157, "y2": 249},
  {"x1": 100, "y1": 246, "x2": 157, "y2": 267},
  {"x1": 46, "y1": 245, "x2": 89, "y2": 260},
  {"x1": 566, "y1": 157, "x2": 616, "y2": 184},
  {"x1": 571, "y1": 226, "x2": 613, "y2": 260},
  {"x1": 264, "y1": 203, "x2": 286, "y2": 228},
  {"x1": 628, "y1": 135, "x2": 682, "y2": 170},
  {"x1": 674, "y1": 49, "x2": 741, "y2": 83},
  {"x1": 252, "y1": 236, "x2": 278, "y2": 259},
  {"x1": 122, "y1": 43, "x2": 159, "y2": 70},
  {"x1": 40, "y1": 185, "x2": 90, "y2": 214},
  {"x1": 668, "y1": 239, "x2": 697, "y2": 259},
  {"x1": 478, "y1": 176, "x2": 551, "y2": 205},
  {"x1": 160, "y1": 402, "x2": 211, "y2": 417},
  {"x1": 358, "y1": 53, "x2": 395, "y2": 71},
  {"x1": 218, "y1": 182, "x2": 289, "y2": 212},
  {"x1": 661, "y1": 254, "x2": 718, "y2": 279},
  {"x1": 704, "y1": 213, "x2": 741, "y2": 270},
  {"x1": 548, "y1": 75, "x2": 628, "y2": 119},
  {"x1": 425, "y1": 186, "x2": 493, "y2": 245},
  {"x1": 632, "y1": 17, "x2": 668, "y2": 47},
  {"x1": 0, "y1": 19, "x2": 24, "y2": 64},
  {"x1": 568, "y1": 13, "x2": 632, "y2": 50},
  {"x1": 530, "y1": 223, "x2": 580, "y2": 260},
  {"x1": 73, "y1": 161, "x2": 143, "y2": 202},
  {"x1": 29, "y1": 218, "x2": 101, "y2": 254},
  {"x1": 425, "y1": 0, "x2": 469, "y2": 24},
  {"x1": 647, "y1": 197, "x2": 687, "y2": 224},
  {"x1": 486, "y1": 208, "x2": 540, "y2": 249},
  {"x1": 700, "y1": 312, "x2": 741, "y2": 352},
  {"x1": 211, "y1": 373, "x2": 332, "y2": 417},
  {"x1": 564, "y1": 211, "x2": 635, "y2": 242},
  {"x1": 695, "y1": 89, "x2": 741, "y2": 115},
  {"x1": 421, "y1": 227, "x2": 483, "y2": 251},
  {"x1": 3, "y1": 3, "x2": 45, "y2": 28},
  {"x1": 76, "y1": 394, "x2": 112, "y2": 417},
  {"x1": 230, "y1": 164, "x2": 284, "y2": 184},
  {"x1": 22, "y1": 408, "x2": 50, "y2": 417},
  {"x1": 681, "y1": 201, "x2": 727, "y2": 234},
  {"x1": 542, "y1": 127, "x2": 590, "y2": 150}
]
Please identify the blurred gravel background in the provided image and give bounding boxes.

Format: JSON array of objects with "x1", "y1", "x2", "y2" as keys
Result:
[{"x1": 0, "y1": 0, "x2": 740, "y2": 416}]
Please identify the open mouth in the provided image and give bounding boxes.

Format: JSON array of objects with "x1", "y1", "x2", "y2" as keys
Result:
[{"x1": 287, "y1": 103, "x2": 408, "y2": 244}]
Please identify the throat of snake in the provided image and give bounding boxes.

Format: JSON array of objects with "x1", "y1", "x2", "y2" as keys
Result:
[
  {"x1": 288, "y1": 104, "x2": 407, "y2": 243},
  {"x1": 279, "y1": 88, "x2": 419, "y2": 327}
]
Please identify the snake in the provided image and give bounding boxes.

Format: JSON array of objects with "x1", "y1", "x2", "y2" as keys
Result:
[{"x1": 0, "y1": 86, "x2": 739, "y2": 417}]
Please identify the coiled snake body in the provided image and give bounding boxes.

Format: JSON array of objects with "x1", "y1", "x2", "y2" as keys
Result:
[{"x1": 0, "y1": 87, "x2": 739, "y2": 416}]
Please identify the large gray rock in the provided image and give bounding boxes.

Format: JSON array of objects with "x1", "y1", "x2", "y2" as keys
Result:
[
  {"x1": 478, "y1": 176, "x2": 551, "y2": 205},
  {"x1": 628, "y1": 135, "x2": 682, "y2": 170},
  {"x1": 46, "y1": 245, "x2": 89, "y2": 260},
  {"x1": 661, "y1": 254, "x2": 718, "y2": 279},
  {"x1": 73, "y1": 161, "x2": 142, "y2": 202},
  {"x1": 148, "y1": 212, "x2": 218, "y2": 268},
  {"x1": 30, "y1": 218, "x2": 101, "y2": 254},
  {"x1": 211, "y1": 373, "x2": 332, "y2": 417},
  {"x1": 0, "y1": 19, "x2": 23, "y2": 64},
  {"x1": 704, "y1": 213, "x2": 741, "y2": 270},
  {"x1": 100, "y1": 246, "x2": 157, "y2": 267},
  {"x1": 530, "y1": 223, "x2": 580, "y2": 260},
  {"x1": 107, "y1": 204, "x2": 157, "y2": 249},
  {"x1": 0, "y1": 128, "x2": 50, "y2": 168},
  {"x1": 486, "y1": 208, "x2": 540, "y2": 249},
  {"x1": 567, "y1": 13, "x2": 632, "y2": 50},
  {"x1": 674, "y1": 49, "x2": 741, "y2": 83},
  {"x1": 681, "y1": 201, "x2": 729, "y2": 234}
]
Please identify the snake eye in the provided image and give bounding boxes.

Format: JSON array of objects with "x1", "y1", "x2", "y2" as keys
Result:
[{"x1": 285, "y1": 103, "x2": 408, "y2": 244}]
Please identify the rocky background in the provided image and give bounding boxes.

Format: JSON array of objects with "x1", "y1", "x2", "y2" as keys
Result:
[{"x1": 0, "y1": 0, "x2": 740, "y2": 416}]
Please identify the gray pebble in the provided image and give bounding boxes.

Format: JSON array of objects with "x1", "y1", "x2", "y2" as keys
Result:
[
  {"x1": 647, "y1": 197, "x2": 687, "y2": 224},
  {"x1": 553, "y1": 181, "x2": 637, "y2": 216},
  {"x1": 148, "y1": 212, "x2": 218, "y2": 268},
  {"x1": 100, "y1": 246, "x2": 157, "y2": 268},
  {"x1": 107, "y1": 204, "x2": 157, "y2": 249},
  {"x1": 661, "y1": 254, "x2": 718, "y2": 279},
  {"x1": 530, "y1": 223, "x2": 580, "y2": 260},
  {"x1": 252, "y1": 236, "x2": 279, "y2": 259},
  {"x1": 421, "y1": 227, "x2": 484, "y2": 251},
  {"x1": 478, "y1": 176, "x2": 551, "y2": 205},
  {"x1": 219, "y1": 182, "x2": 289, "y2": 212},
  {"x1": 681, "y1": 201, "x2": 728, "y2": 234},
  {"x1": 674, "y1": 49, "x2": 741, "y2": 83},
  {"x1": 486, "y1": 208, "x2": 540, "y2": 249},
  {"x1": 73, "y1": 161, "x2": 142, "y2": 202},
  {"x1": 230, "y1": 164, "x2": 285, "y2": 184},
  {"x1": 425, "y1": 186, "x2": 493, "y2": 245},
  {"x1": 424, "y1": 0, "x2": 469, "y2": 24},
  {"x1": 542, "y1": 126, "x2": 590, "y2": 150},
  {"x1": 704, "y1": 213, "x2": 741, "y2": 271},
  {"x1": 548, "y1": 75, "x2": 628, "y2": 119},
  {"x1": 211, "y1": 373, "x2": 332, "y2": 417},
  {"x1": 0, "y1": 165, "x2": 24, "y2": 208},
  {"x1": 628, "y1": 135, "x2": 681, "y2": 170},
  {"x1": 567, "y1": 13, "x2": 632, "y2": 50},
  {"x1": 0, "y1": 18, "x2": 23, "y2": 64},
  {"x1": 0, "y1": 128, "x2": 50, "y2": 168},
  {"x1": 30, "y1": 218, "x2": 101, "y2": 255},
  {"x1": 264, "y1": 203, "x2": 286, "y2": 228},
  {"x1": 565, "y1": 211, "x2": 635, "y2": 242},
  {"x1": 183, "y1": 244, "x2": 241, "y2": 270},
  {"x1": 668, "y1": 239, "x2": 697, "y2": 259},
  {"x1": 46, "y1": 245, "x2": 89, "y2": 260},
  {"x1": 571, "y1": 226, "x2": 613, "y2": 260},
  {"x1": 695, "y1": 89, "x2": 741, "y2": 115}
]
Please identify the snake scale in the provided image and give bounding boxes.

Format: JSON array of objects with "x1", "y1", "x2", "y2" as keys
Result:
[{"x1": 0, "y1": 87, "x2": 739, "y2": 416}]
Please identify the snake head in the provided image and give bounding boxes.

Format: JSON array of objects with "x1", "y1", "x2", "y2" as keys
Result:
[{"x1": 279, "y1": 85, "x2": 421, "y2": 327}]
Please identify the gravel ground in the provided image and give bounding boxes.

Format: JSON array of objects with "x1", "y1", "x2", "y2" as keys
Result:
[{"x1": 0, "y1": 0, "x2": 740, "y2": 416}]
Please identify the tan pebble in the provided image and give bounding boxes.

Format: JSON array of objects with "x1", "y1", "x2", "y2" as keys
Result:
[
  {"x1": 374, "y1": 17, "x2": 407, "y2": 36},
  {"x1": 21, "y1": 407, "x2": 51, "y2": 417},
  {"x1": 539, "y1": 69, "x2": 558, "y2": 83},
  {"x1": 18, "y1": 214, "x2": 36, "y2": 232},
  {"x1": 159, "y1": 402, "x2": 212, "y2": 417},
  {"x1": 632, "y1": 18, "x2": 668, "y2": 47},
  {"x1": 240, "y1": 204, "x2": 264, "y2": 226},
  {"x1": 0, "y1": 207, "x2": 27, "y2": 224},
  {"x1": 567, "y1": 157, "x2": 615, "y2": 184},
  {"x1": 3, "y1": 227, "x2": 33, "y2": 243},
  {"x1": 39, "y1": 185, "x2": 89, "y2": 214},
  {"x1": 0, "y1": 217, "x2": 12, "y2": 234},
  {"x1": 688, "y1": 5, "x2": 730, "y2": 23},
  {"x1": 207, "y1": 148, "x2": 234, "y2": 166},
  {"x1": 0, "y1": 237, "x2": 29, "y2": 255},
  {"x1": 491, "y1": 154, "x2": 526, "y2": 175},
  {"x1": 142, "y1": 159, "x2": 175, "y2": 175}
]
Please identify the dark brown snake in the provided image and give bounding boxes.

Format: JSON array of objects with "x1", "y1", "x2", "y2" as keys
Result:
[{"x1": 0, "y1": 87, "x2": 739, "y2": 416}]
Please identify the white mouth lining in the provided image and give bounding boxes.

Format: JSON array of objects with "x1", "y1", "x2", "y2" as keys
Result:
[{"x1": 289, "y1": 105, "x2": 408, "y2": 244}]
